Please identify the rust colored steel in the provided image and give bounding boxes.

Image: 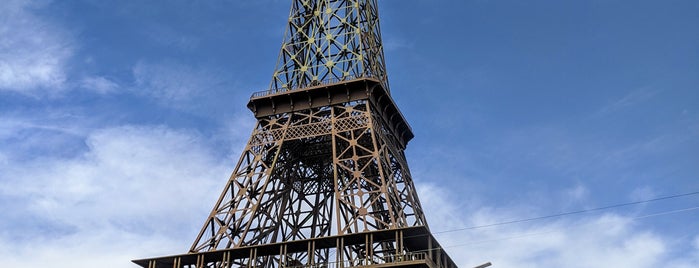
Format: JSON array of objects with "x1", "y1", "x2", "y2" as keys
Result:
[{"x1": 134, "y1": 1, "x2": 457, "y2": 268}]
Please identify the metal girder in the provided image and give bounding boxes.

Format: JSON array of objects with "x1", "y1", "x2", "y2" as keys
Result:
[
  {"x1": 190, "y1": 100, "x2": 426, "y2": 254},
  {"x1": 135, "y1": 227, "x2": 458, "y2": 268},
  {"x1": 270, "y1": 0, "x2": 389, "y2": 94},
  {"x1": 134, "y1": 1, "x2": 459, "y2": 267}
]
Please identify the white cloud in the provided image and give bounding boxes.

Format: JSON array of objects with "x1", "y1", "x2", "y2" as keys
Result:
[
  {"x1": 0, "y1": 228, "x2": 181, "y2": 268},
  {"x1": 218, "y1": 112, "x2": 257, "y2": 156},
  {"x1": 0, "y1": 113, "x2": 94, "y2": 162},
  {"x1": 142, "y1": 23, "x2": 200, "y2": 50},
  {"x1": 594, "y1": 86, "x2": 659, "y2": 118},
  {"x1": 383, "y1": 36, "x2": 414, "y2": 51},
  {"x1": 0, "y1": 0, "x2": 73, "y2": 94},
  {"x1": 418, "y1": 183, "x2": 471, "y2": 231},
  {"x1": 80, "y1": 76, "x2": 120, "y2": 94},
  {"x1": 0, "y1": 125, "x2": 234, "y2": 267},
  {"x1": 132, "y1": 61, "x2": 225, "y2": 109},
  {"x1": 565, "y1": 183, "x2": 588, "y2": 201},
  {"x1": 419, "y1": 183, "x2": 698, "y2": 268},
  {"x1": 1, "y1": 122, "x2": 695, "y2": 268},
  {"x1": 630, "y1": 186, "x2": 657, "y2": 201}
]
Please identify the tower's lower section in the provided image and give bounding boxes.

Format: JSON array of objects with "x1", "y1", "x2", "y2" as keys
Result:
[
  {"x1": 133, "y1": 79, "x2": 459, "y2": 268},
  {"x1": 133, "y1": 226, "x2": 457, "y2": 268},
  {"x1": 191, "y1": 80, "x2": 426, "y2": 253}
]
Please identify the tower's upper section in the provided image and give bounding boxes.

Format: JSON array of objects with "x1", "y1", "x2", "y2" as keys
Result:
[
  {"x1": 270, "y1": 0, "x2": 389, "y2": 93},
  {"x1": 248, "y1": 0, "x2": 413, "y2": 145}
]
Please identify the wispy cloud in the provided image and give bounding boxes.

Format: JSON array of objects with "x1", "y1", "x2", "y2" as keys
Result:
[
  {"x1": 1, "y1": 125, "x2": 229, "y2": 231},
  {"x1": 1, "y1": 120, "x2": 696, "y2": 268},
  {"x1": 80, "y1": 76, "x2": 120, "y2": 94},
  {"x1": 0, "y1": 125, "x2": 235, "y2": 267},
  {"x1": 418, "y1": 183, "x2": 699, "y2": 268},
  {"x1": 141, "y1": 23, "x2": 200, "y2": 50},
  {"x1": 564, "y1": 183, "x2": 589, "y2": 201},
  {"x1": 0, "y1": 0, "x2": 73, "y2": 95},
  {"x1": 595, "y1": 86, "x2": 659, "y2": 117},
  {"x1": 0, "y1": 113, "x2": 93, "y2": 161},
  {"x1": 132, "y1": 61, "x2": 227, "y2": 109},
  {"x1": 383, "y1": 36, "x2": 414, "y2": 51}
]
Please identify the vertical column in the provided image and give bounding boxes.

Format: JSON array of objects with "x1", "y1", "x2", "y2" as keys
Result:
[
  {"x1": 338, "y1": 237, "x2": 345, "y2": 268},
  {"x1": 195, "y1": 254, "x2": 205, "y2": 268}
]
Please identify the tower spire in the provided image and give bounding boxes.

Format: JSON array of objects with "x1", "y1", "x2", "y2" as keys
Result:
[{"x1": 271, "y1": 0, "x2": 389, "y2": 93}]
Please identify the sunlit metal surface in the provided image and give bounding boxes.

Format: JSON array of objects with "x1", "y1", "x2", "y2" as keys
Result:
[{"x1": 134, "y1": 1, "x2": 458, "y2": 267}]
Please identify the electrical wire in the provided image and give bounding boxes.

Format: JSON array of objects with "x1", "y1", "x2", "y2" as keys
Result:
[
  {"x1": 233, "y1": 191, "x2": 698, "y2": 263},
  {"x1": 361, "y1": 204, "x2": 699, "y2": 251},
  {"x1": 432, "y1": 190, "x2": 699, "y2": 235},
  {"x1": 370, "y1": 203, "x2": 699, "y2": 246},
  {"x1": 441, "y1": 205, "x2": 699, "y2": 249},
  {"x1": 353, "y1": 190, "x2": 699, "y2": 246},
  {"x1": 243, "y1": 198, "x2": 698, "y2": 268}
]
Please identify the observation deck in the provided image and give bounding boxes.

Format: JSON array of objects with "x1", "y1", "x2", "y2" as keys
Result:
[
  {"x1": 133, "y1": 226, "x2": 457, "y2": 268},
  {"x1": 247, "y1": 76, "x2": 414, "y2": 148}
]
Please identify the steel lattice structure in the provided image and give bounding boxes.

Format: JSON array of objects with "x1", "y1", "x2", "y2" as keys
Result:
[
  {"x1": 190, "y1": 99, "x2": 426, "y2": 253},
  {"x1": 270, "y1": 0, "x2": 389, "y2": 92},
  {"x1": 134, "y1": 1, "x2": 457, "y2": 268}
]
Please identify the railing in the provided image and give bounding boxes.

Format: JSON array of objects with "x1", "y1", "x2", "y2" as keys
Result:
[
  {"x1": 174, "y1": 252, "x2": 431, "y2": 268},
  {"x1": 284, "y1": 251, "x2": 430, "y2": 268},
  {"x1": 135, "y1": 227, "x2": 457, "y2": 268},
  {"x1": 250, "y1": 74, "x2": 382, "y2": 99}
]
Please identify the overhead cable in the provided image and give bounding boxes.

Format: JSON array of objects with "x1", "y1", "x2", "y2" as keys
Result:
[{"x1": 433, "y1": 190, "x2": 699, "y2": 235}]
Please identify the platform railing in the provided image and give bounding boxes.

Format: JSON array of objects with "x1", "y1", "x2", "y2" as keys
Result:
[
  {"x1": 283, "y1": 251, "x2": 431, "y2": 268},
  {"x1": 251, "y1": 74, "x2": 381, "y2": 99},
  {"x1": 134, "y1": 226, "x2": 457, "y2": 268}
]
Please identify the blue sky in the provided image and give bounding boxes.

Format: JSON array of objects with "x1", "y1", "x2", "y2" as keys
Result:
[{"x1": 1, "y1": 0, "x2": 698, "y2": 267}]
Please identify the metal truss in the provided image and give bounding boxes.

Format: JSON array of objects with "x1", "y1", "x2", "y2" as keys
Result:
[
  {"x1": 135, "y1": 1, "x2": 458, "y2": 267},
  {"x1": 270, "y1": 0, "x2": 389, "y2": 92},
  {"x1": 136, "y1": 227, "x2": 457, "y2": 268},
  {"x1": 191, "y1": 100, "x2": 426, "y2": 253}
]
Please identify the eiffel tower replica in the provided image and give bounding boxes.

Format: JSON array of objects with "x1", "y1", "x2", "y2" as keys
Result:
[{"x1": 134, "y1": 1, "x2": 457, "y2": 268}]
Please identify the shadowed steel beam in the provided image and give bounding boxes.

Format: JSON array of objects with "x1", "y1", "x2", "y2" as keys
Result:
[{"x1": 134, "y1": 1, "x2": 461, "y2": 267}]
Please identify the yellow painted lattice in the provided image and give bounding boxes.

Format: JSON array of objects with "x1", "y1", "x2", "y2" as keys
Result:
[{"x1": 270, "y1": 0, "x2": 389, "y2": 92}]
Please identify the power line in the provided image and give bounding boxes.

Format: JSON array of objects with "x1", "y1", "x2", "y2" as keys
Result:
[
  {"x1": 361, "y1": 191, "x2": 699, "y2": 249},
  {"x1": 441, "y1": 205, "x2": 699, "y2": 249},
  {"x1": 363, "y1": 204, "x2": 699, "y2": 257},
  {"x1": 433, "y1": 190, "x2": 699, "y2": 235},
  {"x1": 339, "y1": 203, "x2": 698, "y2": 268}
]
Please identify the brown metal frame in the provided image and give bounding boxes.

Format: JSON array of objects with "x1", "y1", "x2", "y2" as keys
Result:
[
  {"x1": 135, "y1": 227, "x2": 457, "y2": 268},
  {"x1": 134, "y1": 1, "x2": 458, "y2": 267},
  {"x1": 191, "y1": 86, "x2": 425, "y2": 253},
  {"x1": 270, "y1": 0, "x2": 389, "y2": 94}
]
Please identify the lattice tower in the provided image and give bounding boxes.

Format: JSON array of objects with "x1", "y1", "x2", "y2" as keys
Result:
[
  {"x1": 133, "y1": 1, "x2": 457, "y2": 268},
  {"x1": 270, "y1": 0, "x2": 389, "y2": 92}
]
